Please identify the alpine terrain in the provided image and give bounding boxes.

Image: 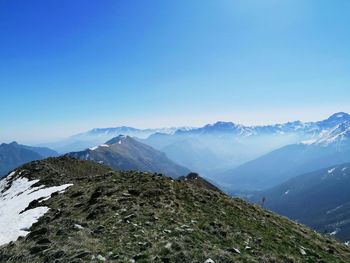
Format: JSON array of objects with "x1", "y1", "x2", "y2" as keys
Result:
[
  {"x1": 0, "y1": 157, "x2": 349, "y2": 262},
  {"x1": 216, "y1": 113, "x2": 350, "y2": 191}
]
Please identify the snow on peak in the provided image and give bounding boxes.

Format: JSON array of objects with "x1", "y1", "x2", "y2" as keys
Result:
[
  {"x1": 326, "y1": 112, "x2": 350, "y2": 121},
  {"x1": 105, "y1": 135, "x2": 129, "y2": 145},
  {"x1": 89, "y1": 144, "x2": 110, "y2": 151},
  {"x1": 301, "y1": 139, "x2": 317, "y2": 145},
  {"x1": 311, "y1": 121, "x2": 350, "y2": 146},
  {"x1": 89, "y1": 146, "x2": 99, "y2": 151},
  {"x1": 0, "y1": 171, "x2": 73, "y2": 246},
  {"x1": 328, "y1": 168, "x2": 336, "y2": 174}
]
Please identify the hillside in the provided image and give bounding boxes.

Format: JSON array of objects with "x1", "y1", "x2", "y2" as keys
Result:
[
  {"x1": 66, "y1": 135, "x2": 190, "y2": 178},
  {"x1": 0, "y1": 157, "x2": 350, "y2": 262},
  {"x1": 250, "y1": 163, "x2": 350, "y2": 242},
  {"x1": 0, "y1": 142, "x2": 58, "y2": 177}
]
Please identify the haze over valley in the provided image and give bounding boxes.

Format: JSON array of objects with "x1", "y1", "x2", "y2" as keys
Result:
[{"x1": 1, "y1": 1, "x2": 350, "y2": 262}]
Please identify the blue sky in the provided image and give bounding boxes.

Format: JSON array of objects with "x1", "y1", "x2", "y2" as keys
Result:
[{"x1": 1, "y1": 0, "x2": 350, "y2": 143}]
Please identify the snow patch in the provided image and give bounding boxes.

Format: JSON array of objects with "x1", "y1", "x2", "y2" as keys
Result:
[
  {"x1": 329, "y1": 231, "x2": 337, "y2": 236},
  {"x1": 313, "y1": 122, "x2": 350, "y2": 146},
  {"x1": 301, "y1": 139, "x2": 316, "y2": 145},
  {"x1": 89, "y1": 146, "x2": 99, "y2": 150},
  {"x1": 329, "y1": 229, "x2": 340, "y2": 236},
  {"x1": 0, "y1": 171, "x2": 73, "y2": 246},
  {"x1": 328, "y1": 168, "x2": 336, "y2": 174},
  {"x1": 326, "y1": 205, "x2": 343, "y2": 215},
  {"x1": 89, "y1": 144, "x2": 110, "y2": 150}
]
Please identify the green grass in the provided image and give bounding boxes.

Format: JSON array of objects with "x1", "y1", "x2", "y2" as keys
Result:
[{"x1": 1, "y1": 157, "x2": 350, "y2": 262}]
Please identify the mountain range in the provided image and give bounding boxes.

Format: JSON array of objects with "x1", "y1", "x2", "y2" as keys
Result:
[
  {"x1": 1, "y1": 157, "x2": 349, "y2": 262},
  {"x1": 66, "y1": 135, "x2": 190, "y2": 178},
  {"x1": 2, "y1": 113, "x2": 350, "y2": 261},
  {"x1": 4, "y1": 112, "x2": 350, "y2": 188},
  {"x1": 216, "y1": 116, "x2": 350, "y2": 191},
  {"x1": 42, "y1": 127, "x2": 191, "y2": 154},
  {"x1": 44, "y1": 112, "x2": 349, "y2": 154},
  {"x1": 142, "y1": 112, "x2": 350, "y2": 177}
]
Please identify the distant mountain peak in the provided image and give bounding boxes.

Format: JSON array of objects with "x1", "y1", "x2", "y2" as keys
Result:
[
  {"x1": 328, "y1": 112, "x2": 350, "y2": 120},
  {"x1": 0, "y1": 141, "x2": 19, "y2": 147},
  {"x1": 212, "y1": 121, "x2": 237, "y2": 126},
  {"x1": 313, "y1": 121, "x2": 350, "y2": 146},
  {"x1": 105, "y1": 135, "x2": 129, "y2": 145},
  {"x1": 66, "y1": 135, "x2": 190, "y2": 178}
]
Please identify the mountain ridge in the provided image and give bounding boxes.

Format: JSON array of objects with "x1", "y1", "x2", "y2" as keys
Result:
[
  {"x1": 1, "y1": 157, "x2": 349, "y2": 262},
  {"x1": 0, "y1": 142, "x2": 58, "y2": 178},
  {"x1": 66, "y1": 135, "x2": 190, "y2": 178}
]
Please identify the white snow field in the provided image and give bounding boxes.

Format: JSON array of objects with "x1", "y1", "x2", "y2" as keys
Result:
[{"x1": 0, "y1": 171, "x2": 72, "y2": 246}]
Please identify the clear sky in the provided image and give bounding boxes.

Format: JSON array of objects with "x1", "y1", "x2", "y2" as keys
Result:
[{"x1": 1, "y1": 0, "x2": 350, "y2": 143}]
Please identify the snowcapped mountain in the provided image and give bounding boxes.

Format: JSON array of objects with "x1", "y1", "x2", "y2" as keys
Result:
[
  {"x1": 74, "y1": 126, "x2": 180, "y2": 140},
  {"x1": 141, "y1": 112, "x2": 350, "y2": 176},
  {"x1": 216, "y1": 114, "x2": 350, "y2": 192},
  {"x1": 175, "y1": 112, "x2": 350, "y2": 138},
  {"x1": 317, "y1": 112, "x2": 350, "y2": 128},
  {"x1": 310, "y1": 121, "x2": 350, "y2": 146},
  {"x1": 44, "y1": 112, "x2": 350, "y2": 154},
  {"x1": 175, "y1": 121, "x2": 256, "y2": 136},
  {"x1": 217, "y1": 134, "x2": 350, "y2": 192},
  {"x1": 40, "y1": 112, "x2": 350, "y2": 178}
]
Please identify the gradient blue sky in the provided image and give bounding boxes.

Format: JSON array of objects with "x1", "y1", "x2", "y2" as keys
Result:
[{"x1": 1, "y1": 0, "x2": 350, "y2": 143}]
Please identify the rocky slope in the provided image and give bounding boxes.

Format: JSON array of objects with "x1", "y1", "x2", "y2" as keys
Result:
[{"x1": 0, "y1": 157, "x2": 350, "y2": 262}]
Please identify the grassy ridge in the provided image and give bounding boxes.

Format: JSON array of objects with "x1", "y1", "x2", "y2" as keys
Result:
[{"x1": 1, "y1": 157, "x2": 349, "y2": 262}]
